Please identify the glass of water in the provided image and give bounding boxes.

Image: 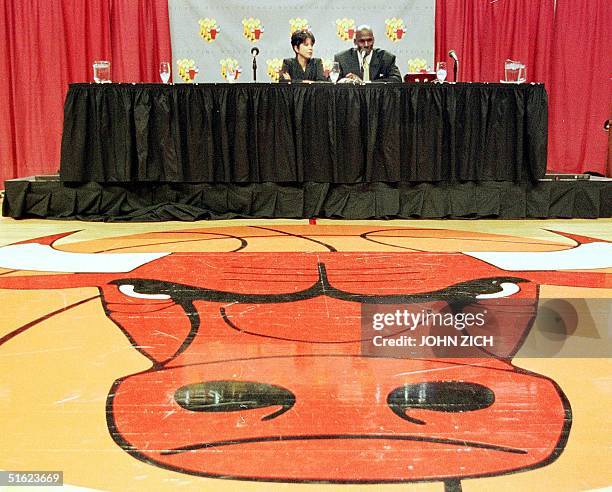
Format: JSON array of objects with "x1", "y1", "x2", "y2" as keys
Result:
[
  {"x1": 93, "y1": 60, "x2": 111, "y2": 83},
  {"x1": 329, "y1": 62, "x2": 340, "y2": 83},
  {"x1": 504, "y1": 60, "x2": 526, "y2": 83},
  {"x1": 436, "y1": 61, "x2": 447, "y2": 83},
  {"x1": 160, "y1": 61, "x2": 171, "y2": 84}
]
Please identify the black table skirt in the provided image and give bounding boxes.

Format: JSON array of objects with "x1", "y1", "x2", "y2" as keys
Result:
[{"x1": 60, "y1": 82, "x2": 548, "y2": 184}]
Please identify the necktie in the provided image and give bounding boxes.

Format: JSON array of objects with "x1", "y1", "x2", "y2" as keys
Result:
[{"x1": 362, "y1": 57, "x2": 370, "y2": 82}]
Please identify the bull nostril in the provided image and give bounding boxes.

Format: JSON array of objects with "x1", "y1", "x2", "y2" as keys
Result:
[
  {"x1": 174, "y1": 381, "x2": 295, "y2": 421},
  {"x1": 387, "y1": 382, "x2": 495, "y2": 425}
]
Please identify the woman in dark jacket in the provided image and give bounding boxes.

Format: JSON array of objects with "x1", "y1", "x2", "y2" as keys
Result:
[{"x1": 280, "y1": 30, "x2": 327, "y2": 82}]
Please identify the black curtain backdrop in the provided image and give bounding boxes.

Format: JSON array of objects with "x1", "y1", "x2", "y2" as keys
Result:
[{"x1": 60, "y1": 83, "x2": 548, "y2": 184}]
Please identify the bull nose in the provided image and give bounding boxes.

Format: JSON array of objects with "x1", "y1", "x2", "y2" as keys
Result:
[
  {"x1": 112, "y1": 354, "x2": 568, "y2": 481},
  {"x1": 173, "y1": 380, "x2": 495, "y2": 426},
  {"x1": 387, "y1": 381, "x2": 495, "y2": 424}
]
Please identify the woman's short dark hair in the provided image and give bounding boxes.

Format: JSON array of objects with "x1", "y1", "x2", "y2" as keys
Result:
[{"x1": 291, "y1": 30, "x2": 315, "y2": 50}]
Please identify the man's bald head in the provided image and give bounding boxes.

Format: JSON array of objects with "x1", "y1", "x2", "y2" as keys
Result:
[{"x1": 354, "y1": 25, "x2": 375, "y2": 55}]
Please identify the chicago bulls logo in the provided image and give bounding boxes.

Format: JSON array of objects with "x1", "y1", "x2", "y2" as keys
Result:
[
  {"x1": 385, "y1": 18, "x2": 407, "y2": 42},
  {"x1": 199, "y1": 18, "x2": 220, "y2": 43},
  {"x1": 1, "y1": 226, "x2": 610, "y2": 487},
  {"x1": 220, "y1": 58, "x2": 242, "y2": 81},
  {"x1": 289, "y1": 18, "x2": 309, "y2": 35},
  {"x1": 321, "y1": 58, "x2": 334, "y2": 78},
  {"x1": 176, "y1": 59, "x2": 199, "y2": 83},
  {"x1": 266, "y1": 58, "x2": 283, "y2": 82},
  {"x1": 408, "y1": 58, "x2": 428, "y2": 73},
  {"x1": 336, "y1": 18, "x2": 356, "y2": 41},
  {"x1": 242, "y1": 18, "x2": 264, "y2": 42}
]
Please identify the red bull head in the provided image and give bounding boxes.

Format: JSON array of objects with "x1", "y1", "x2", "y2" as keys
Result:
[{"x1": 0, "y1": 226, "x2": 610, "y2": 486}]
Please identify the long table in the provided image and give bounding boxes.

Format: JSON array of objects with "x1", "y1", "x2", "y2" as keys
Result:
[{"x1": 60, "y1": 82, "x2": 548, "y2": 183}]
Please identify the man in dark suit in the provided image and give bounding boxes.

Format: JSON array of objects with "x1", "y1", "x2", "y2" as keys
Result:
[{"x1": 334, "y1": 25, "x2": 402, "y2": 83}]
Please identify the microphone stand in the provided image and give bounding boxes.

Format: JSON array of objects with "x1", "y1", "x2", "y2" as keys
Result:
[
  {"x1": 251, "y1": 47, "x2": 259, "y2": 82},
  {"x1": 448, "y1": 50, "x2": 459, "y2": 82}
]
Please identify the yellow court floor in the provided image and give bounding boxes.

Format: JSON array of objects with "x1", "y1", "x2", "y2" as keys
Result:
[{"x1": 1, "y1": 214, "x2": 611, "y2": 492}]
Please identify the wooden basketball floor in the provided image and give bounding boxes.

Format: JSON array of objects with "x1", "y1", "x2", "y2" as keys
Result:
[{"x1": 1, "y1": 212, "x2": 610, "y2": 491}]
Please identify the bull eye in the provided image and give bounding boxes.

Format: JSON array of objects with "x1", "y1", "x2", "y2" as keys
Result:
[
  {"x1": 476, "y1": 281, "x2": 520, "y2": 299},
  {"x1": 174, "y1": 381, "x2": 296, "y2": 421},
  {"x1": 438, "y1": 277, "x2": 526, "y2": 301},
  {"x1": 387, "y1": 382, "x2": 495, "y2": 425},
  {"x1": 112, "y1": 279, "x2": 200, "y2": 302},
  {"x1": 118, "y1": 284, "x2": 171, "y2": 300}
]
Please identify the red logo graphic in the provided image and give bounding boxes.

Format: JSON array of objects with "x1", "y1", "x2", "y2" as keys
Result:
[
  {"x1": 385, "y1": 18, "x2": 407, "y2": 42},
  {"x1": 242, "y1": 18, "x2": 264, "y2": 42},
  {"x1": 1, "y1": 226, "x2": 609, "y2": 485}
]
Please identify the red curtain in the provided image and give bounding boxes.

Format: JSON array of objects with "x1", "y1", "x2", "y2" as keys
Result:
[
  {"x1": 435, "y1": 0, "x2": 610, "y2": 175},
  {"x1": 435, "y1": 0, "x2": 554, "y2": 84},
  {"x1": 109, "y1": 0, "x2": 173, "y2": 83},
  {"x1": 0, "y1": 0, "x2": 171, "y2": 187},
  {"x1": 548, "y1": 0, "x2": 611, "y2": 174}
]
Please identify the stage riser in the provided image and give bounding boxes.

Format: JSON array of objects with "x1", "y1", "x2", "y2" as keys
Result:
[{"x1": 3, "y1": 180, "x2": 611, "y2": 220}]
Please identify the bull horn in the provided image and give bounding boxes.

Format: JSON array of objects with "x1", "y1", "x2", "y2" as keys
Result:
[
  {"x1": 0, "y1": 243, "x2": 169, "y2": 273},
  {"x1": 464, "y1": 242, "x2": 612, "y2": 271},
  {"x1": 14, "y1": 231, "x2": 81, "y2": 246},
  {"x1": 544, "y1": 229, "x2": 609, "y2": 246}
]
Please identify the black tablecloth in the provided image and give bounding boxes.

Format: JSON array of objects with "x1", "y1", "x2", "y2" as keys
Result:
[{"x1": 60, "y1": 82, "x2": 548, "y2": 183}]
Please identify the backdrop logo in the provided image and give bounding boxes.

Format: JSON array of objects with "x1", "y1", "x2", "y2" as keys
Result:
[
  {"x1": 408, "y1": 58, "x2": 428, "y2": 72},
  {"x1": 385, "y1": 17, "x2": 407, "y2": 41},
  {"x1": 335, "y1": 18, "x2": 356, "y2": 41},
  {"x1": 199, "y1": 18, "x2": 220, "y2": 43},
  {"x1": 220, "y1": 58, "x2": 242, "y2": 81},
  {"x1": 266, "y1": 58, "x2": 283, "y2": 82},
  {"x1": 176, "y1": 59, "x2": 199, "y2": 83},
  {"x1": 322, "y1": 58, "x2": 334, "y2": 78},
  {"x1": 289, "y1": 18, "x2": 310, "y2": 34},
  {"x1": 242, "y1": 18, "x2": 264, "y2": 42}
]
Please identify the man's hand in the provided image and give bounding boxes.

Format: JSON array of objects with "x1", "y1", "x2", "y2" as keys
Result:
[
  {"x1": 338, "y1": 73, "x2": 363, "y2": 84},
  {"x1": 345, "y1": 72, "x2": 362, "y2": 82}
]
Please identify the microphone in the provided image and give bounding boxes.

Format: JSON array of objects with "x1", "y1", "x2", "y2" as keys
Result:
[
  {"x1": 448, "y1": 49, "x2": 459, "y2": 82},
  {"x1": 251, "y1": 47, "x2": 259, "y2": 81}
]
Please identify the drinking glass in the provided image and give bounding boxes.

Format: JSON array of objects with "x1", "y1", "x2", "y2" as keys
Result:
[
  {"x1": 436, "y1": 61, "x2": 447, "y2": 83},
  {"x1": 160, "y1": 61, "x2": 171, "y2": 84},
  {"x1": 93, "y1": 60, "x2": 111, "y2": 83},
  {"x1": 504, "y1": 60, "x2": 526, "y2": 83},
  {"x1": 329, "y1": 62, "x2": 340, "y2": 83}
]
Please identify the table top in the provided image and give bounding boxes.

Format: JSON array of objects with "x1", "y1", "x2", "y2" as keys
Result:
[{"x1": 70, "y1": 82, "x2": 545, "y2": 89}]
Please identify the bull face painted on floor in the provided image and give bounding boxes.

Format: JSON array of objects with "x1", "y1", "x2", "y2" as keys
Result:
[{"x1": 0, "y1": 226, "x2": 610, "y2": 484}]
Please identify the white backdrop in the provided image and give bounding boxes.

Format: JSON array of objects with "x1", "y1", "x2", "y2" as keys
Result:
[{"x1": 168, "y1": 0, "x2": 435, "y2": 83}]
